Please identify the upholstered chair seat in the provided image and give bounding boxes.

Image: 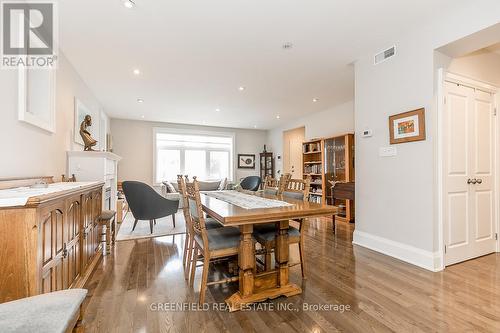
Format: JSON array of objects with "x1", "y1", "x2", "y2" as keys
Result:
[
  {"x1": 0, "y1": 289, "x2": 87, "y2": 333},
  {"x1": 194, "y1": 227, "x2": 241, "y2": 251},
  {"x1": 205, "y1": 217, "x2": 223, "y2": 229},
  {"x1": 253, "y1": 224, "x2": 300, "y2": 242}
]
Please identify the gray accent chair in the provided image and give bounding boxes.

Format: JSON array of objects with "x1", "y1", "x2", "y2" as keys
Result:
[
  {"x1": 122, "y1": 181, "x2": 179, "y2": 233},
  {"x1": 0, "y1": 289, "x2": 87, "y2": 333},
  {"x1": 240, "y1": 176, "x2": 262, "y2": 191}
]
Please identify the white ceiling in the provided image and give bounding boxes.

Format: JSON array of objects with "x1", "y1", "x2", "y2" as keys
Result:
[{"x1": 58, "y1": 0, "x2": 459, "y2": 129}]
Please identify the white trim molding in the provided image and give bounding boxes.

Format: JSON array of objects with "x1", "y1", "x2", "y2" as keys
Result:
[{"x1": 353, "y1": 230, "x2": 442, "y2": 272}]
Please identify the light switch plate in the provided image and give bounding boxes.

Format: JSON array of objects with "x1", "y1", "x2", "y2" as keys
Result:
[
  {"x1": 379, "y1": 146, "x2": 397, "y2": 157},
  {"x1": 361, "y1": 129, "x2": 373, "y2": 138}
]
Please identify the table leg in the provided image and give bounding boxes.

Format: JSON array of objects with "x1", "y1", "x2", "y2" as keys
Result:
[
  {"x1": 225, "y1": 221, "x2": 302, "y2": 312},
  {"x1": 238, "y1": 224, "x2": 255, "y2": 297},
  {"x1": 275, "y1": 220, "x2": 290, "y2": 287}
]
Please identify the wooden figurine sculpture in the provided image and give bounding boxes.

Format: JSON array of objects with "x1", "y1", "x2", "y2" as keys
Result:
[{"x1": 80, "y1": 115, "x2": 98, "y2": 151}]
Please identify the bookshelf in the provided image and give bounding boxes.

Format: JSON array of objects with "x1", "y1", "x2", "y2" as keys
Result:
[
  {"x1": 302, "y1": 139, "x2": 324, "y2": 203},
  {"x1": 302, "y1": 134, "x2": 355, "y2": 222}
]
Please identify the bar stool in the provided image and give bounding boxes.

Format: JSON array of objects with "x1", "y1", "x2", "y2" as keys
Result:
[{"x1": 99, "y1": 210, "x2": 116, "y2": 254}]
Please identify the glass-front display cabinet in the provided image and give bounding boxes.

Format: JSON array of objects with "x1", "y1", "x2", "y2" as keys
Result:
[{"x1": 324, "y1": 134, "x2": 355, "y2": 222}]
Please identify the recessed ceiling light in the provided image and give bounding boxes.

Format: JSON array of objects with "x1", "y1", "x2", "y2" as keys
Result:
[
  {"x1": 276, "y1": 115, "x2": 280, "y2": 119},
  {"x1": 123, "y1": 0, "x2": 135, "y2": 9},
  {"x1": 253, "y1": 125, "x2": 257, "y2": 129},
  {"x1": 133, "y1": 69, "x2": 141, "y2": 75},
  {"x1": 312, "y1": 98, "x2": 319, "y2": 102},
  {"x1": 137, "y1": 98, "x2": 144, "y2": 103},
  {"x1": 282, "y1": 42, "x2": 293, "y2": 50},
  {"x1": 141, "y1": 115, "x2": 145, "y2": 119},
  {"x1": 238, "y1": 86, "x2": 245, "y2": 91},
  {"x1": 215, "y1": 108, "x2": 220, "y2": 112}
]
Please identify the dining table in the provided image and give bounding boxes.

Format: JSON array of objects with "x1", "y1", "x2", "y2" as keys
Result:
[{"x1": 200, "y1": 190, "x2": 338, "y2": 312}]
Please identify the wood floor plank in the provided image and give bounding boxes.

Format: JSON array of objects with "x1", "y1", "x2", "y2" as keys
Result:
[{"x1": 81, "y1": 217, "x2": 500, "y2": 333}]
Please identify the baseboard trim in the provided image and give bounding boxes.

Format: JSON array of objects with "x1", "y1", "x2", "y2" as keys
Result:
[{"x1": 352, "y1": 230, "x2": 442, "y2": 272}]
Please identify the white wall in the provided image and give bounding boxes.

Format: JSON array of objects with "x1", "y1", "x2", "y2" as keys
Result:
[
  {"x1": 0, "y1": 53, "x2": 107, "y2": 179},
  {"x1": 353, "y1": 1, "x2": 500, "y2": 271},
  {"x1": 448, "y1": 49, "x2": 500, "y2": 86},
  {"x1": 267, "y1": 101, "x2": 354, "y2": 176},
  {"x1": 110, "y1": 118, "x2": 267, "y2": 184}
]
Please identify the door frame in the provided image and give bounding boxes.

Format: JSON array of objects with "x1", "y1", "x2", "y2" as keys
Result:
[{"x1": 437, "y1": 68, "x2": 500, "y2": 270}]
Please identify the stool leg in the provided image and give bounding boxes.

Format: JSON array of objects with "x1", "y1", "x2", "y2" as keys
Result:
[
  {"x1": 111, "y1": 217, "x2": 116, "y2": 244},
  {"x1": 105, "y1": 221, "x2": 111, "y2": 254}
]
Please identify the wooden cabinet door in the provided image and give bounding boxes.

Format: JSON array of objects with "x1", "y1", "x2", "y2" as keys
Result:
[
  {"x1": 65, "y1": 195, "x2": 81, "y2": 288},
  {"x1": 91, "y1": 190, "x2": 102, "y2": 256},
  {"x1": 39, "y1": 203, "x2": 65, "y2": 293},
  {"x1": 81, "y1": 193, "x2": 93, "y2": 269}
]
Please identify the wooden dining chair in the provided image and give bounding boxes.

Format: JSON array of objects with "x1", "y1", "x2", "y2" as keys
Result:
[
  {"x1": 253, "y1": 176, "x2": 311, "y2": 278},
  {"x1": 177, "y1": 175, "x2": 222, "y2": 282},
  {"x1": 184, "y1": 177, "x2": 241, "y2": 304},
  {"x1": 263, "y1": 173, "x2": 291, "y2": 196}
]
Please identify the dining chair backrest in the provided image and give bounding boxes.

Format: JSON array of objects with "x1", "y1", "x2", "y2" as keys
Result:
[
  {"x1": 263, "y1": 175, "x2": 279, "y2": 195},
  {"x1": 263, "y1": 175, "x2": 278, "y2": 189},
  {"x1": 184, "y1": 177, "x2": 209, "y2": 246},
  {"x1": 282, "y1": 176, "x2": 311, "y2": 202},
  {"x1": 278, "y1": 173, "x2": 292, "y2": 194},
  {"x1": 177, "y1": 175, "x2": 194, "y2": 235}
]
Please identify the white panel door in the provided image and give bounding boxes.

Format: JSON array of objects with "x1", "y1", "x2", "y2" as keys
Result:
[
  {"x1": 444, "y1": 81, "x2": 497, "y2": 266},
  {"x1": 283, "y1": 127, "x2": 304, "y2": 178}
]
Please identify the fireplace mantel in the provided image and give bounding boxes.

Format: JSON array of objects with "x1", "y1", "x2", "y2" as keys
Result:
[{"x1": 67, "y1": 151, "x2": 122, "y2": 211}]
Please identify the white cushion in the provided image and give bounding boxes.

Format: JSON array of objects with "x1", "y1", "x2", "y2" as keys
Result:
[{"x1": 0, "y1": 289, "x2": 87, "y2": 333}]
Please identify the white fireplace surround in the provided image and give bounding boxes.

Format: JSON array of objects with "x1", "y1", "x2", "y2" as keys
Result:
[{"x1": 67, "y1": 151, "x2": 122, "y2": 211}]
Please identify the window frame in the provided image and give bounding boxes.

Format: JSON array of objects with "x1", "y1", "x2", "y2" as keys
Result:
[{"x1": 153, "y1": 127, "x2": 235, "y2": 185}]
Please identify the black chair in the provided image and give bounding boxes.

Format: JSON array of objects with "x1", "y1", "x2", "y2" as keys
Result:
[
  {"x1": 240, "y1": 176, "x2": 262, "y2": 191},
  {"x1": 122, "y1": 181, "x2": 180, "y2": 234}
]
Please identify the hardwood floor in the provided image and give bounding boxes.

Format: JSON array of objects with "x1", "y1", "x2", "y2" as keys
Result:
[{"x1": 82, "y1": 217, "x2": 500, "y2": 332}]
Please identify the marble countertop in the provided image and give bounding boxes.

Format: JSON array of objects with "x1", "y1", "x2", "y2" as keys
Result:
[{"x1": 0, "y1": 181, "x2": 103, "y2": 208}]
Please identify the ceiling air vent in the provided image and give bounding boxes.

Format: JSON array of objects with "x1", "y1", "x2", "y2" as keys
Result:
[{"x1": 374, "y1": 46, "x2": 396, "y2": 65}]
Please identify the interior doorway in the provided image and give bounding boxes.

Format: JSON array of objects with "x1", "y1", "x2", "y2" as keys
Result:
[
  {"x1": 283, "y1": 127, "x2": 305, "y2": 179},
  {"x1": 440, "y1": 71, "x2": 499, "y2": 266}
]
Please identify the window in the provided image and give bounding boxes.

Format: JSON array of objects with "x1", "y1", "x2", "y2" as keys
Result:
[{"x1": 154, "y1": 128, "x2": 234, "y2": 184}]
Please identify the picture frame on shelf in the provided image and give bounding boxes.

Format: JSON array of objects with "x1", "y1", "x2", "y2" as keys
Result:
[
  {"x1": 238, "y1": 154, "x2": 256, "y2": 169},
  {"x1": 389, "y1": 108, "x2": 426, "y2": 144}
]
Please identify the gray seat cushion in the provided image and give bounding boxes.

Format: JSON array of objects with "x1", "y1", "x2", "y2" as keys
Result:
[
  {"x1": 0, "y1": 289, "x2": 87, "y2": 333},
  {"x1": 282, "y1": 191, "x2": 305, "y2": 201},
  {"x1": 195, "y1": 227, "x2": 241, "y2": 250},
  {"x1": 263, "y1": 188, "x2": 278, "y2": 196},
  {"x1": 205, "y1": 217, "x2": 222, "y2": 229},
  {"x1": 253, "y1": 223, "x2": 300, "y2": 242}
]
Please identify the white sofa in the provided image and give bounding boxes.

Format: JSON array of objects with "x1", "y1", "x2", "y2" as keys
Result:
[{"x1": 162, "y1": 178, "x2": 227, "y2": 208}]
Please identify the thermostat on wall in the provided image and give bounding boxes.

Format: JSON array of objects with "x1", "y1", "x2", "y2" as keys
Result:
[{"x1": 362, "y1": 129, "x2": 373, "y2": 138}]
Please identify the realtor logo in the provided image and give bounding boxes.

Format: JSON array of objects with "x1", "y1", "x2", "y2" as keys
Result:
[{"x1": 1, "y1": 1, "x2": 58, "y2": 68}]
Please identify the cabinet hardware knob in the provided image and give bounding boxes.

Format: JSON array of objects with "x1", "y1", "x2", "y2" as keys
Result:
[{"x1": 477, "y1": 179, "x2": 483, "y2": 184}]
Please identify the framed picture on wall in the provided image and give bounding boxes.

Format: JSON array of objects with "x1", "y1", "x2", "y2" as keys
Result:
[
  {"x1": 389, "y1": 108, "x2": 426, "y2": 144},
  {"x1": 238, "y1": 154, "x2": 256, "y2": 169},
  {"x1": 18, "y1": 66, "x2": 56, "y2": 133}
]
